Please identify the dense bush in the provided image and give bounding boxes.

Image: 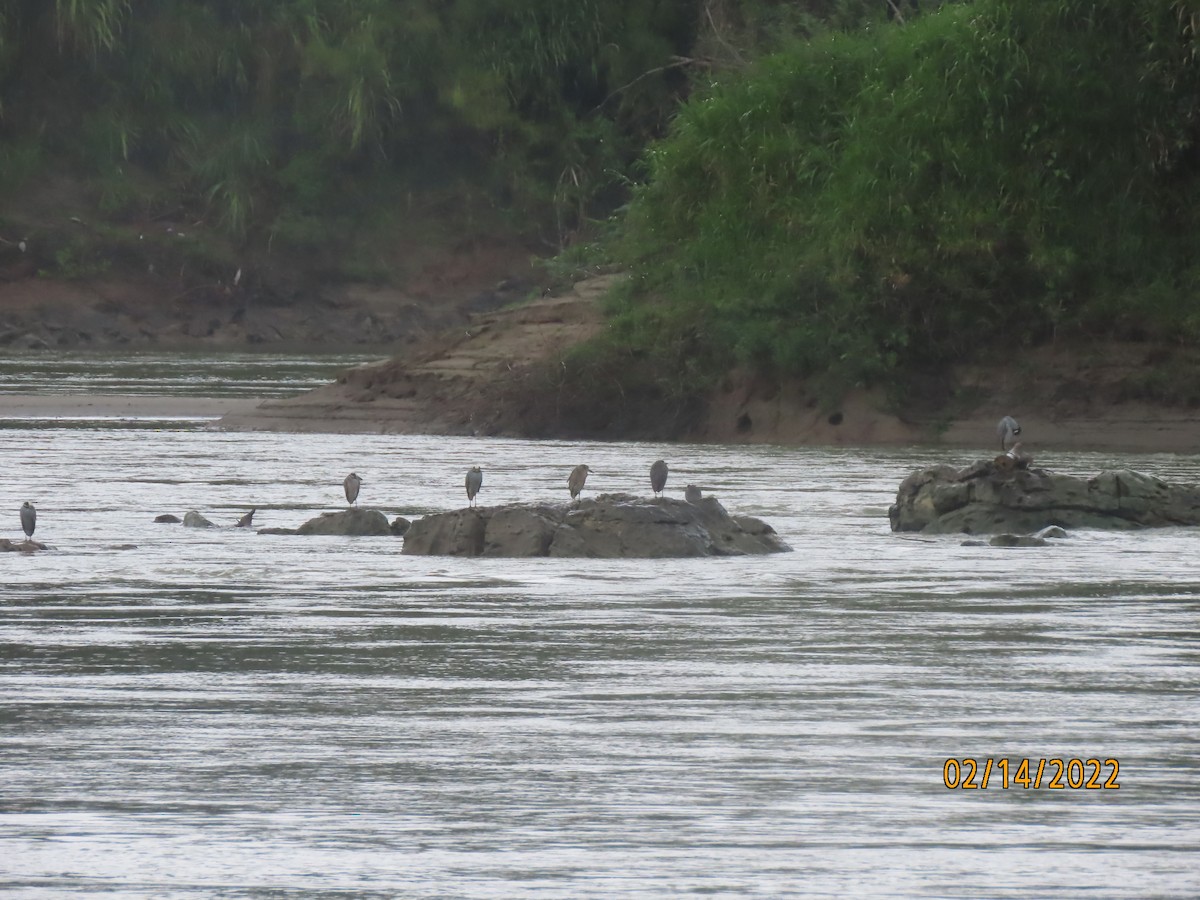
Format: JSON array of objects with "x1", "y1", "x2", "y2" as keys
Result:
[{"x1": 609, "y1": 0, "x2": 1200, "y2": 396}]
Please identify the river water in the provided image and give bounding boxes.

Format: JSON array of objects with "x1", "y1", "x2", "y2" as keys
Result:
[{"x1": 1, "y1": 355, "x2": 1198, "y2": 898}]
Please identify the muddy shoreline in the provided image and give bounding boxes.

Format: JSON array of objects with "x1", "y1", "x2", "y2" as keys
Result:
[
  {"x1": 7, "y1": 269, "x2": 1200, "y2": 454},
  {"x1": 0, "y1": 394, "x2": 260, "y2": 420}
]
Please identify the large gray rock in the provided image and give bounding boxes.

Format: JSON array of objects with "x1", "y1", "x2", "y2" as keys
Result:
[
  {"x1": 258, "y1": 507, "x2": 393, "y2": 536},
  {"x1": 402, "y1": 493, "x2": 790, "y2": 558},
  {"x1": 182, "y1": 510, "x2": 215, "y2": 528},
  {"x1": 890, "y1": 460, "x2": 1200, "y2": 534}
]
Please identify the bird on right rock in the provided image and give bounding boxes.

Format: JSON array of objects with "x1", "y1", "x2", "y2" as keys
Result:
[{"x1": 997, "y1": 416, "x2": 1021, "y2": 451}]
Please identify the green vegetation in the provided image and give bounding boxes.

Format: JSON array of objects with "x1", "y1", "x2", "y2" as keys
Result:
[
  {"x1": 0, "y1": 0, "x2": 704, "y2": 276},
  {"x1": 596, "y1": 0, "x2": 1200, "y2": 413},
  {"x1": 6, "y1": 1, "x2": 1200, "y2": 429}
]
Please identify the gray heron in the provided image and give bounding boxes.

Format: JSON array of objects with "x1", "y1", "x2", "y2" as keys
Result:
[
  {"x1": 20, "y1": 501, "x2": 35, "y2": 540},
  {"x1": 344, "y1": 473, "x2": 363, "y2": 507},
  {"x1": 466, "y1": 466, "x2": 483, "y2": 507},
  {"x1": 650, "y1": 459, "x2": 668, "y2": 497},
  {"x1": 997, "y1": 416, "x2": 1021, "y2": 451},
  {"x1": 568, "y1": 464, "x2": 591, "y2": 500}
]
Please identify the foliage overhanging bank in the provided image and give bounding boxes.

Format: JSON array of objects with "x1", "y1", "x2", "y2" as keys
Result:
[{"x1": 603, "y1": 0, "x2": 1200, "y2": 404}]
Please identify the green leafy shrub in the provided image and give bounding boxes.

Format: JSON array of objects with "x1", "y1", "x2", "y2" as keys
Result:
[{"x1": 611, "y1": 0, "x2": 1200, "y2": 389}]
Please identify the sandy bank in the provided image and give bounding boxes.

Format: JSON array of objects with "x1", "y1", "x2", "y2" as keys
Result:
[
  {"x1": 207, "y1": 274, "x2": 1200, "y2": 455},
  {"x1": 0, "y1": 393, "x2": 261, "y2": 420}
]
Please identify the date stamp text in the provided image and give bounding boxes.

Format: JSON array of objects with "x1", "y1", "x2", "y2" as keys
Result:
[{"x1": 942, "y1": 757, "x2": 1120, "y2": 790}]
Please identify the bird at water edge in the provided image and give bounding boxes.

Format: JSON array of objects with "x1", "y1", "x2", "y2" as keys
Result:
[
  {"x1": 20, "y1": 501, "x2": 35, "y2": 541},
  {"x1": 997, "y1": 416, "x2": 1021, "y2": 451}
]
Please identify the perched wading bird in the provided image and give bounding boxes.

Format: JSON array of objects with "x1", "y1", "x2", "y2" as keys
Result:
[
  {"x1": 20, "y1": 501, "x2": 35, "y2": 540},
  {"x1": 568, "y1": 464, "x2": 591, "y2": 500},
  {"x1": 344, "y1": 472, "x2": 363, "y2": 507},
  {"x1": 684, "y1": 484, "x2": 702, "y2": 504},
  {"x1": 466, "y1": 466, "x2": 483, "y2": 507},
  {"x1": 997, "y1": 416, "x2": 1021, "y2": 451},
  {"x1": 650, "y1": 459, "x2": 668, "y2": 497}
]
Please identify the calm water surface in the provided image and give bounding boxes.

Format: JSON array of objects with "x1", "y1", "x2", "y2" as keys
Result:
[{"x1": 1, "y1": 357, "x2": 1198, "y2": 898}]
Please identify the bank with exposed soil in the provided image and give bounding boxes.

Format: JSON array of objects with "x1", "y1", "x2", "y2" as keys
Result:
[{"x1": 214, "y1": 274, "x2": 1200, "y2": 454}]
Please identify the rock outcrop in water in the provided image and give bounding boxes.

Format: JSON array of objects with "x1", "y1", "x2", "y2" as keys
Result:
[
  {"x1": 258, "y1": 507, "x2": 395, "y2": 536},
  {"x1": 1, "y1": 538, "x2": 47, "y2": 552},
  {"x1": 401, "y1": 493, "x2": 790, "y2": 558},
  {"x1": 890, "y1": 459, "x2": 1200, "y2": 534}
]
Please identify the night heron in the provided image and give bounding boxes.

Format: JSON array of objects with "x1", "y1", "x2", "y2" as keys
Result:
[
  {"x1": 684, "y1": 484, "x2": 702, "y2": 504},
  {"x1": 650, "y1": 459, "x2": 668, "y2": 497},
  {"x1": 344, "y1": 472, "x2": 363, "y2": 507},
  {"x1": 20, "y1": 501, "x2": 35, "y2": 540},
  {"x1": 568, "y1": 464, "x2": 591, "y2": 500},
  {"x1": 466, "y1": 466, "x2": 483, "y2": 507},
  {"x1": 997, "y1": 416, "x2": 1021, "y2": 451}
]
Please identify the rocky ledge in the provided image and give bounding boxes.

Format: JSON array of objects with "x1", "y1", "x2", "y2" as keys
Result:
[
  {"x1": 890, "y1": 458, "x2": 1200, "y2": 534},
  {"x1": 401, "y1": 493, "x2": 790, "y2": 558}
]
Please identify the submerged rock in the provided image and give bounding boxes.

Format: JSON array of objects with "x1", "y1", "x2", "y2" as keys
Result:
[
  {"x1": 890, "y1": 460, "x2": 1200, "y2": 534},
  {"x1": 989, "y1": 533, "x2": 1049, "y2": 548},
  {"x1": 257, "y1": 507, "x2": 394, "y2": 537},
  {"x1": 0, "y1": 538, "x2": 47, "y2": 552},
  {"x1": 401, "y1": 493, "x2": 790, "y2": 558}
]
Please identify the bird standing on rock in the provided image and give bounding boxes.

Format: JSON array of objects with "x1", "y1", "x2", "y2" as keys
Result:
[
  {"x1": 20, "y1": 501, "x2": 35, "y2": 540},
  {"x1": 997, "y1": 416, "x2": 1021, "y2": 451},
  {"x1": 466, "y1": 466, "x2": 483, "y2": 507},
  {"x1": 568, "y1": 464, "x2": 591, "y2": 500},
  {"x1": 650, "y1": 460, "x2": 668, "y2": 497},
  {"x1": 344, "y1": 473, "x2": 363, "y2": 507}
]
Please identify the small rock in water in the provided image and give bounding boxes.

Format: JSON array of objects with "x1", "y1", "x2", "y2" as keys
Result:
[
  {"x1": 390, "y1": 516, "x2": 412, "y2": 536},
  {"x1": 1033, "y1": 525, "x2": 1067, "y2": 540},
  {"x1": 182, "y1": 510, "x2": 215, "y2": 528},
  {"x1": 259, "y1": 508, "x2": 395, "y2": 537},
  {"x1": 154, "y1": 514, "x2": 182, "y2": 524},
  {"x1": 1, "y1": 537, "x2": 48, "y2": 552},
  {"x1": 989, "y1": 533, "x2": 1048, "y2": 548}
]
